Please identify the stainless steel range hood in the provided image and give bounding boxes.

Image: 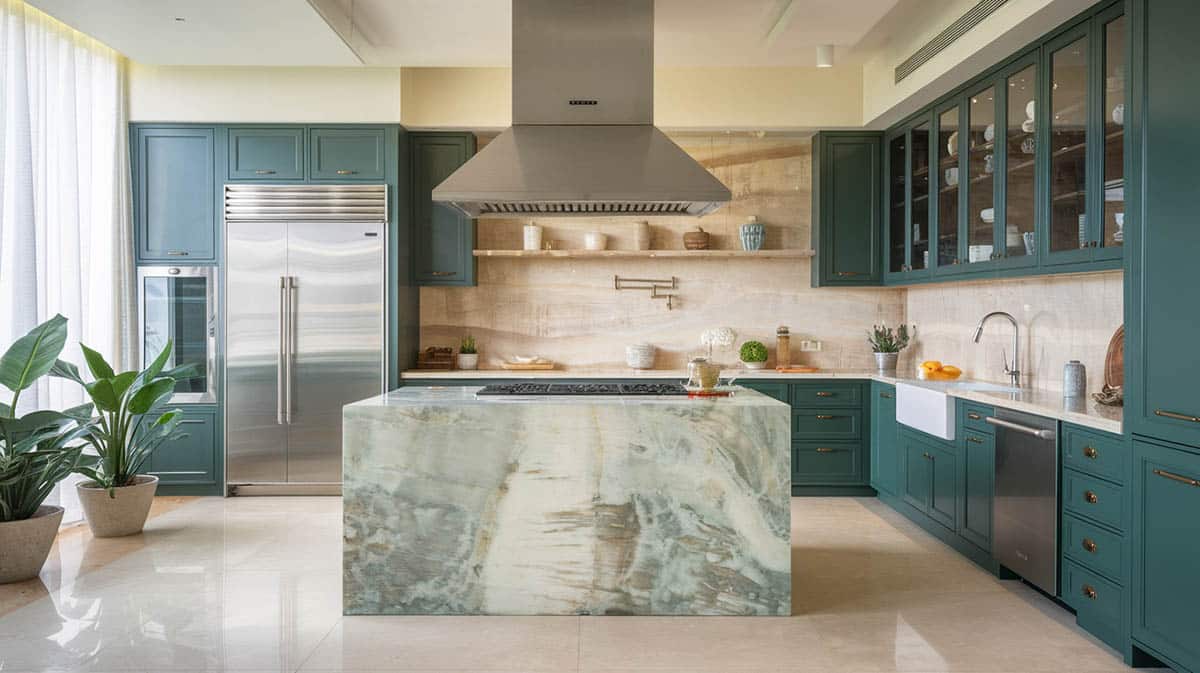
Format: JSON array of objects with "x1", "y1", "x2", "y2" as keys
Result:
[{"x1": 431, "y1": 0, "x2": 731, "y2": 218}]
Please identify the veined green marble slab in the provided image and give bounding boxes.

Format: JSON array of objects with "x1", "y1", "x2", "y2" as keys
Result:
[{"x1": 342, "y1": 387, "x2": 791, "y2": 616}]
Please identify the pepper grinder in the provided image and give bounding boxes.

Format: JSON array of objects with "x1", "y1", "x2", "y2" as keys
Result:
[{"x1": 776, "y1": 326, "x2": 791, "y2": 369}]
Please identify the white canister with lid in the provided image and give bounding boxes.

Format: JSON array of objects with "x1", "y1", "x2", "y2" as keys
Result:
[{"x1": 523, "y1": 222, "x2": 543, "y2": 251}]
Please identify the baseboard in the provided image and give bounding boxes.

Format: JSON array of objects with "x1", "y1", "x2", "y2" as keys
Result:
[{"x1": 791, "y1": 484, "x2": 878, "y2": 497}]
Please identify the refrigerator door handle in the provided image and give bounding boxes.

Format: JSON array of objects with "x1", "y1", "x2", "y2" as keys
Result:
[
  {"x1": 286, "y1": 275, "x2": 297, "y2": 424},
  {"x1": 277, "y1": 276, "x2": 287, "y2": 425}
]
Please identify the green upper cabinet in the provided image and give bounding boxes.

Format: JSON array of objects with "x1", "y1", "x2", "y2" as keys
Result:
[
  {"x1": 995, "y1": 55, "x2": 1041, "y2": 271},
  {"x1": 411, "y1": 132, "x2": 477, "y2": 286},
  {"x1": 133, "y1": 126, "x2": 217, "y2": 263},
  {"x1": 870, "y1": 382, "x2": 898, "y2": 496},
  {"x1": 811, "y1": 132, "x2": 882, "y2": 286},
  {"x1": 309, "y1": 127, "x2": 387, "y2": 181},
  {"x1": 1131, "y1": 438, "x2": 1200, "y2": 673},
  {"x1": 884, "y1": 117, "x2": 935, "y2": 282},
  {"x1": 228, "y1": 127, "x2": 304, "y2": 180},
  {"x1": 1126, "y1": 0, "x2": 1200, "y2": 449}
]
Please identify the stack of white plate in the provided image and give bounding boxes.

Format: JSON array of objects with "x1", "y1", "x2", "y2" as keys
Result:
[{"x1": 625, "y1": 343, "x2": 657, "y2": 369}]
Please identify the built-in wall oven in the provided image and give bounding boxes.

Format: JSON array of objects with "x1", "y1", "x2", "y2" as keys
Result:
[{"x1": 137, "y1": 266, "x2": 217, "y2": 403}]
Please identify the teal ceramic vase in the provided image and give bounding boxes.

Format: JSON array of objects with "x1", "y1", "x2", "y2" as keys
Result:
[{"x1": 739, "y1": 216, "x2": 765, "y2": 251}]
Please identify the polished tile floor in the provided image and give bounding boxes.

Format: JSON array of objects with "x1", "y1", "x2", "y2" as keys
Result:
[{"x1": 0, "y1": 496, "x2": 1147, "y2": 672}]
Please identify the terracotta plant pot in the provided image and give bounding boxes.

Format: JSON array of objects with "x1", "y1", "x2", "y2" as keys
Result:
[
  {"x1": 0, "y1": 505, "x2": 64, "y2": 584},
  {"x1": 77, "y1": 475, "x2": 158, "y2": 538}
]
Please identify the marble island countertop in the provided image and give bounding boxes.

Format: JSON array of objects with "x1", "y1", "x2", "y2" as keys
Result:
[
  {"x1": 400, "y1": 367, "x2": 1122, "y2": 435},
  {"x1": 351, "y1": 385, "x2": 788, "y2": 409}
]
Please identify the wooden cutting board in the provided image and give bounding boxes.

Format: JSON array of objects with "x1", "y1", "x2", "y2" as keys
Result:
[{"x1": 1104, "y1": 325, "x2": 1124, "y2": 388}]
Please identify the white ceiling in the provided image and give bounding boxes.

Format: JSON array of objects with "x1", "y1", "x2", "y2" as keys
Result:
[{"x1": 29, "y1": 0, "x2": 900, "y2": 68}]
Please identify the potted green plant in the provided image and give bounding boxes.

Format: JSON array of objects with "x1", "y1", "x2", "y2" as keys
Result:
[
  {"x1": 0, "y1": 315, "x2": 95, "y2": 583},
  {"x1": 868, "y1": 324, "x2": 914, "y2": 373},
  {"x1": 52, "y1": 341, "x2": 197, "y2": 537},
  {"x1": 458, "y1": 335, "x2": 479, "y2": 371},
  {"x1": 739, "y1": 341, "x2": 769, "y2": 370}
]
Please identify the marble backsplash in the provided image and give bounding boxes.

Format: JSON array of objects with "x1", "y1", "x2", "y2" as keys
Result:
[
  {"x1": 420, "y1": 134, "x2": 908, "y2": 371},
  {"x1": 904, "y1": 271, "x2": 1124, "y2": 393},
  {"x1": 419, "y1": 133, "x2": 1123, "y2": 384}
]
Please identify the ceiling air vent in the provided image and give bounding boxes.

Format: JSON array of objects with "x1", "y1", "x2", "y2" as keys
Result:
[{"x1": 895, "y1": 0, "x2": 1010, "y2": 83}]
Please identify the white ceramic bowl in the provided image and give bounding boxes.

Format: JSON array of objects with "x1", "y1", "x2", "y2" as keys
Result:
[{"x1": 625, "y1": 344, "x2": 656, "y2": 370}]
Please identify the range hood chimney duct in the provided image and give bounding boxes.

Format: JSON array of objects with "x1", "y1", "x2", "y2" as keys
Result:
[{"x1": 431, "y1": 0, "x2": 732, "y2": 218}]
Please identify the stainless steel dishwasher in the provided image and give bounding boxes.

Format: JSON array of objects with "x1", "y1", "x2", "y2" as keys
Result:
[{"x1": 988, "y1": 409, "x2": 1058, "y2": 595}]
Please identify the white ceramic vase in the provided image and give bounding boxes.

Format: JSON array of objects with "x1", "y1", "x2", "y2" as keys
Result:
[{"x1": 457, "y1": 353, "x2": 479, "y2": 370}]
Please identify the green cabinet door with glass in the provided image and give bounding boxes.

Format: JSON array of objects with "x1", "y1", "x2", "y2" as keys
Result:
[
  {"x1": 811, "y1": 132, "x2": 882, "y2": 287},
  {"x1": 132, "y1": 126, "x2": 218, "y2": 264},
  {"x1": 411, "y1": 133, "x2": 477, "y2": 286}
]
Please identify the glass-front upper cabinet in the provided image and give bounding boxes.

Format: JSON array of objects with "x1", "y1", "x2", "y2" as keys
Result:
[
  {"x1": 887, "y1": 133, "x2": 907, "y2": 275},
  {"x1": 910, "y1": 121, "x2": 932, "y2": 274},
  {"x1": 1001, "y1": 60, "x2": 1039, "y2": 266},
  {"x1": 935, "y1": 105, "x2": 962, "y2": 270},
  {"x1": 138, "y1": 266, "x2": 217, "y2": 403},
  {"x1": 965, "y1": 85, "x2": 998, "y2": 268},
  {"x1": 1045, "y1": 30, "x2": 1090, "y2": 263},
  {"x1": 1096, "y1": 7, "x2": 1126, "y2": 260}
]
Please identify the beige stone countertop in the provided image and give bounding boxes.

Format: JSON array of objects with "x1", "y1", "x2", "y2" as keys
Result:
[{"x1": 400, "y1": 368, "x2": 1122, "y2": 434}]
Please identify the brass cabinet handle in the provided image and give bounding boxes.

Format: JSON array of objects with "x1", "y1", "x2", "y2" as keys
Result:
[
  {"x1": 815, "y1": 414, "x2": 835, "y2": 420},
  {"x1": 1084, "y1": 490, "x2": 1099, "y2": 504},
  {"x1": 966, "y1": 436, "x2": 984, "y2": 444},
  {"x1": 166, "y1": 250, "x2": 189, "y2": 256},
  {"x1": 836, "y1": 271, "x2": 862, "y2": 277},
  {"x1": 815, "y1": 392, "x2": 835, "y2": 397},
  {"x1": 429, "y1": 271, "x2": 458, "y2": 277},
  {"x1": 254, "y1": 169, "x2": 276, "y2": 175},
  {"x1": 1155, "y1": 409, "x2": 1200, "y2": 423},
  {"x1": 336, "y1": 169, "x2": 358, "y2": 175},
  {"x1": 815, "y1": 447, "x2": 839, "y2": 453},
  {"x1": 1082, "y1": 538, "x2": 1097, "y2": 554},
  {"x1": 1083, "y1": 446, "x2": 1098, "y2": 459},
  {"x1": 1082, "y1": 585, "x2": 1097, "y2": 600},
  {"x1": 1154, "y1": 469, "x2": 1200, "y2": 487},
  {"x1": 880, "y1": 392, "x2": 893, "y2": 399},
  {"x1": 967, "y1": 412, "x2": 982, "y2": 420}
]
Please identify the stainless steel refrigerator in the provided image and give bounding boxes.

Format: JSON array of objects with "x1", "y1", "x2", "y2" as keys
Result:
[{"x1": 224, "y1": 185, "x2": 387, "y2": 495}]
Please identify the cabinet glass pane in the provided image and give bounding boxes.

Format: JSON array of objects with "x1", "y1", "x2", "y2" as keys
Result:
[
  {"x1": 1049, "y1": 36, "x2": 1089, "y2": 252},
  {"x1": 143, "y1": 276, "x2": 209, "y2": 395},
  {"x1": 967, "y1": 88, "x2": 996, "y2": 263},
  {"x1": 889, "y1": 135, "x2": 907, "y2": 273},
  {"x1": 911, "y1": 122, "x2": 931, "y2": 271},
  {"x1": 1006, "y1": 64, "x2": 1037, "y2": 258},
  {"x1": 1103, "y1": 15, "x2": 1126, "y2": 249},
  {"x1": 937, "y1": 107, "x2": 961, "y2": 267}
]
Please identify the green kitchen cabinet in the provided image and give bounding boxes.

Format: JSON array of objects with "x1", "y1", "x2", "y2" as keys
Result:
[
  {"x1": 309, "y1": 127, "x2": 387, "y2": 181},
  {"x1": 927, "y1": 442, "x2": 958, "y2": 531},
  {"x1": 811, "y1": 132, "x2": 882, "y2": 287},
  {"x1": 133, "y1": 126, "x2": 218, "y2": 263},
  {"x1": 1126, "y1": 0, "x2": 1200, "y2": 450},
  {"x1": 740, "y1": 381, "x2": 788, "y2": 403},
  {"x1": 227, "y1": 127, "x2": 305, "y2": 180},
  {"x1": 869, "y1": 382, "x2": 898, "y2": 496},
  {"x1": 144, "y1": 406, "x2": 220, "y2": 495},
  {"x1": 899, "y1": 429, "x2": 957, "y2": 533},
  {"x1": 1131, "y1": 438, "x2": 1200, "y2": 673},
  {"x1": 411, "y1": 133, "x2": 477, "y2": 286},
  {"x1": 958, "y1": 427, "x2": 994, "y2": 552}
]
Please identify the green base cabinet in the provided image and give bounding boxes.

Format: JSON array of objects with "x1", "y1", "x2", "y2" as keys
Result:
[
  {"x1": 900, "y1": 429, "x2": 957, "y2": 531},
  {"x1": 1132, "y1": 438, "x2": 1200, "y2": 673},
  {"x1": 958, "y1": 426, "x2": 994, "y2": 552},
  {"x1": 145, "y1": 406, "x2": 221, "y2": 496},
  {"x1": 133, "y1": 126, "x2": 218, "y2": 263},
  {"x1": 411, "y1": 133, "x2": 477, "y2": 286},
  {"x1": 811, "y1": 132, "x2": 882, "y2": 287},
  {"x1": 869, "y1": 382, "x2": 898, "y2": 495}
]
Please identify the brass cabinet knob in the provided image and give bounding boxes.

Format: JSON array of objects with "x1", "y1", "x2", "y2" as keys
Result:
[
  {"x1": 880, "y1": 392, "x2": 893, "y2": 399},
  {"x1": 816, "y1": 392, "x2": 834, "y2": 397},
  {"x1": 1084, "y1": 491, "x2": 1099, "y2": 504},
  {"x1": 836, "y1": 271, "x2": 862, "y2": 277},
  {"x1": 966, "y1": 436, "x2": 984, "y2": 444},
  {"x1": 815, "y1": 447, "x2": 838, "y2": 453},
  {"x1": 967, "y1": 412, "x2": 982, "y2": 420},
  {"x1": 429, "y1": 271, "x2": 458, "y2": 277},
  {"x1": 1082, "y1": 585, "x2": 1097, "y2": 600},
  {"x1": 336, "y1": 169, "x2": 358, "y2": 175},
  {"x1": 1082, "y1": 538, "x2": 1097, "y2": 554},
  {"x1": 815, "y1": 414, "x2": 835, "y2": 420},
  {"x1": 1083, "y1": 446, "x2": 1098, "y2": 459}
]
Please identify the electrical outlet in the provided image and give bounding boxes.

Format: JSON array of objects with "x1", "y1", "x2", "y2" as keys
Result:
[{"x1": 799, "y1": 340, "x2": 822, "y2": 352}]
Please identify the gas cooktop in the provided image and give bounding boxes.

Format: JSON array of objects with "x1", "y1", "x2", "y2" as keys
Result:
[{"x1": 476, "y1": 382, "x2": 688, "y2": 396}]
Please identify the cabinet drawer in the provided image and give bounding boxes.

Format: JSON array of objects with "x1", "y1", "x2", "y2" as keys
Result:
[
  {"x1": 790, "y1": 383, "x2": 861, "y2": 407},
  {"x1": 228, "y1": 127, "x2": 304, "y2": 180},
  {"x1": 146, "y1": 412, "x2": 216, "y2": 485},
  {"x1": 309, "y1": 127, "x2": 386, "y2": 180},
  {"x1": 793, "y1": 409, "x2": 862, "y2": 440},
  {"x1": 740, "y1": 382, "x2": 789, "y2": 404},
  {"x1": 1062, "y1": 512, "x2": 1125, "y2": 582},
  {"x1": 960, "y1": 402, "x2": 994, "y2": 434},
  {"x1": 1063, "y1": 425, "x2": 1126, "y2": 484},
  {"x1": 1063, "y1": 468, "x2": 1126, "y2": 532},
  {"x1": 1063, "y1": 559, "x2": 1124, "y2": 652},
  {"x1": 792, "y1": 441, "x2": 862, "y2": 484}
]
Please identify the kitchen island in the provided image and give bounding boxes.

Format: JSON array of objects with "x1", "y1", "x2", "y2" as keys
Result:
[{"x1": 342, "y1": 385, "x2": 791, "y2": 616}]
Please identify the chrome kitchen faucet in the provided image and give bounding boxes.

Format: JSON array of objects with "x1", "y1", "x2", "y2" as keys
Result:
[{"x1": 973, "y1": 311, "x2": 1021, "y2": 387}]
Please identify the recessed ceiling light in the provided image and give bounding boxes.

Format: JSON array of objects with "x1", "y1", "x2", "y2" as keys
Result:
[{"x1": 816, "y1": 45, "x2": 834, "y2": 69}]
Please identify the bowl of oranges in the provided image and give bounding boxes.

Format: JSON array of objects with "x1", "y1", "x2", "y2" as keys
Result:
[{"x1": 918, "y1": 360, "x2": 962, "y2": 381}]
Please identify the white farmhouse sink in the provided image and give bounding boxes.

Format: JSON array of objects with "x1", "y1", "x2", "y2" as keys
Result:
[{"x1": 895, "y1": 380, "x2": 1020, "y2": 440}]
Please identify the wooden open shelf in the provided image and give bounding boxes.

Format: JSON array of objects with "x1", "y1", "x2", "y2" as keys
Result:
[{"x1": 473, "y1": 249, "x2": 816, "y2": 259}]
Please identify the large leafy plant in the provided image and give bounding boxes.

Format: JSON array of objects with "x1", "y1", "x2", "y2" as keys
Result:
[
  {"x1": 0, "y1": 315, "x2": 95, "y2": 522},
  {"x1": 52, "y1": 340, "x2": 197, "y2": 494}
]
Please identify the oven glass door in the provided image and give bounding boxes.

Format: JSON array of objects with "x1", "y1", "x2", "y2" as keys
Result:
[{"x1": 139, "y1": 266, "x2": 216, "y2": 402}]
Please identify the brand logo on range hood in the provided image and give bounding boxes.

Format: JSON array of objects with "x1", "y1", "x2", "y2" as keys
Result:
[{"x1": 430, "y1": 0, "x2": 731, "y2": 219}]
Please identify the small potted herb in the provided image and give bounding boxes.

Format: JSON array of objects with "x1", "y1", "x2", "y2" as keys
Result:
[
  {"x1": 458, "y1": 335, "x2": 479, "y2": 370},
  {"x1": 868, "y1": 324, "x2": 914, "y2": 373},
  {"x1": 739, "y1": 341, "x2": 769, "y2": 370}
]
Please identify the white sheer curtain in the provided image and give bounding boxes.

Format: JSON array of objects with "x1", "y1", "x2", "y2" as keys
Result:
[{"x1": 1, "y1": 0, "x2": 136, "y2": 522}]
